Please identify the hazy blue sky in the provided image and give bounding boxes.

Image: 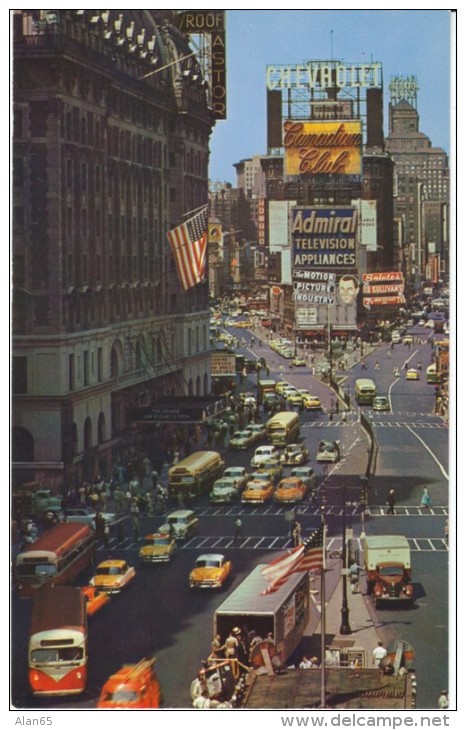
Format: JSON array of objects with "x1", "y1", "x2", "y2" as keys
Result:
[{"x1": 208, "y1": 9, "x2": 454, "y2": 185}]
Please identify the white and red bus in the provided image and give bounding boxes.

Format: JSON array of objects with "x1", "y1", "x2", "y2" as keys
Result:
[
  {"x1": 15, "y1": 522, "x2": 95, "y2": 597},
  {"x1": 29, "y1": 585, "x2": 88, "y2": 696}
]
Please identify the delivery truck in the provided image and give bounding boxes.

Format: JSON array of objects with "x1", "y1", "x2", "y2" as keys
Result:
[
  {"x1": 213, "y1": 565, "x2": 310, "y2": 664},
  {"x1": 361, "y1": 535, "x2": 413, "y2": 607}
]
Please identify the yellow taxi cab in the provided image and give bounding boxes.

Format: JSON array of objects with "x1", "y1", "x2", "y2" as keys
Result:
[
  {"x1": 241, "y1": 478, "x2": 274, "y2": 504},
  {"x1": 97, "y1": 657, "x2": 162, "y2": 709},
  {"x1": 90, "y1": 559, "x2": 136, "y2": 594},
  {"x1": 291, "y1": 356, "x2": 306, "y2": 367},
  {"x1": 403, "y1": 335, "x2": 414, "y2": 345},
  {"x1": 406, "y1": 368, "x2": 420, "y2": 380},
  {"x1": 189, "y1": 553, "x2": 232, "y2": 589},
  {"x1": 275, "y1": 381, "x2": 291, "y2": 395},
  {"x1": 303, "y1": 394, "x2": 322, "y2": 410},
  {"x1": 274, "y1": 477, "x2": 309, "y2": 503},
  {"x1": 81, "y1": 585, "x2": 111, "y2": 616},
  {"x1": 139, "y1": 532, "x2": 176, "y2": 564}
]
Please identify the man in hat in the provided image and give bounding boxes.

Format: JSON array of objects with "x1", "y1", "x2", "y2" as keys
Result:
[{"x1": 224, "y1": 628, "x2": 240, "y2": 658}]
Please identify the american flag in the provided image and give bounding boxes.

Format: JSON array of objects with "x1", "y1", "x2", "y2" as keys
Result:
[
  {"x1": 260, "y1": 525, "x2": 324, "y2": 595},
  {"x1": 167, "y1": 207, "x2": 208, "y2": 291}
]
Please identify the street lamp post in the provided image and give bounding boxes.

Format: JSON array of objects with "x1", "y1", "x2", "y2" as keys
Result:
[{"x1": 340, "y1": 483, "x2": 352, "y2": 635}]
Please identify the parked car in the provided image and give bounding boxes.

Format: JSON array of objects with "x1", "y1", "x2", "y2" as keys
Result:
[
  {"x1": 189, "y1": 554, "x2": 232, "y2": 589},
  {"x1": 139, "y1": 532, "x2": 176, "y2": 563},
  {"x1": 251, "y1": 444, "x2": 279, "y2": 468},
  {"x1": 81, "y1": 586, "x2": 111, "y2": 616},
  {"x1": 209, "y1": 478, "x2": 241, "y2": 504},
  {"x1": 222, "y1": 466, "x2": 249, "y2": 490},
  {"x1": 316, "y1": 440, "x2": 341, "y2": 463},
  {"x1": 290, "y1": 466, "x2": 316, "y2": 490},
  {"x1": 229, "y1": 429, "x2": 255, "y2": 450},
  {"x1": 97, "y1": 657, "x2": 161, "y2": 709},
  {"x1": 291, "y1": 356, "x2": 306, "y2": 366},
  {"x1": 252, "y1": 459, "x2": 283, "y2": 483},
  {"x1": 406, "y1": 368, "x2": 420, "y2": 381},
  {"x1": 157, "y1": 510, "x2": 199, "y2": 541},
  {"x1": 247, "y1": 423, "x2": 267, "y2": 442},
  {"x1": 241, "y1": 479, "x2": 274, "y2": 504},
  {"x1": 403, "y1": 335, "x2": 414, "y2": 345},
  {"x1": 280, "y1": 443, "x2": 309, "y2": 465},
  {"x1": 66, "y1": 506, "x2": 116, "y2": 529},
  {"x1": 303, "y1": 394, "x2": 322, "y2": 410},
  {"x1": 372, "y1": 396, "x2": 390, "y2": 411},
  {"x1": 274, "y1": 477, "x2": 309, "y2": 503},
  {"x1": 90, "y1": 560, "x2": 136, "y2": 594}
]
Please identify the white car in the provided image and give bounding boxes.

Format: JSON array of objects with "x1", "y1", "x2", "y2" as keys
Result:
[
  {"x1": 251, "y1": 445, "x2": 279, "y2": 468},
  {"x1": 222, "y1": 466, "x2": 250, "y2": 490},
  {"x1": 66, "y1": 506, "x2": 116, "y2": 529}
]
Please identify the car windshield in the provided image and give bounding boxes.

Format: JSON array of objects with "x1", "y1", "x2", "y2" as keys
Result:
[
  {"x1": 196, "y1": 559, "x2": 221, "y2": 568},
  {"x1": 379, "y1": 565, "x2": 404, "y2": 577},
  {"x1": 97, "y1": 565, "x2": 124, "y2": 576},
  {"x1": 150, "y1": 537, "x2": 170, "y2": 546},
  {"x1": 103, "y1": 689, "x2": 139, "y2": 704}
]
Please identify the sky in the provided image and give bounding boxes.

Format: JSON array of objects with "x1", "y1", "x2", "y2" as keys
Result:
[{"x1": 207, "y1": 8, "x2": 454, "y2": 185}]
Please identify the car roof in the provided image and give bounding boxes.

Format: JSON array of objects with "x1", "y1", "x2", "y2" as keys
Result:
[
  {"x1": 97, "y1": 559, "x2": 127, "y2": 568},
  {"x1": 167, "y1": 510, "x2": 195, "y2": 518},
  {"x1": 196, "y1": 553, "x2": 225, "y2": 562}
]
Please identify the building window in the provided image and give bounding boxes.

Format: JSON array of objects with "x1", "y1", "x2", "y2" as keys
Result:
[
  {"x1": 84, "y1": 350, "x2": 89, "y2": 386},
  {"x1": 69, "y1": 353, "x2": 75, "y2": 391},
  {"x1": 13, "y1": 356, "x2": 27, "y2": 394},
  {"x1": 97, "y1": 347, "x2": 103, "y2": 381}
]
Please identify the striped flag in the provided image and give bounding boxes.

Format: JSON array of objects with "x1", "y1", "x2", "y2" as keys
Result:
[
  {"x1": 260, "y1": 525, "x2": 324, "y2": 595},
  {"x1": 167, "y1": 207, "x2": 208, "y2": 291}
]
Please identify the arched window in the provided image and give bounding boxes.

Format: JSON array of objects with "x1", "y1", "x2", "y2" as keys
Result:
[
  {"x1": 196, "y1": 375, "x2": 201, "y2": 396},
  {"x1": 97, "y1": 413, "x2": 106, "y2": 444},
  {"x1": 188, "y1": 378, "x2": 194, "y2": 396},
  {"x1": 83, "y1": 417, "x2": 92, "y2": 451},
  {"x1": 203, "y1": 372, "x2": 209, "y2": 396},
  {"x1": 110, "y1": 339, "x2": 123, "y2": 377}
]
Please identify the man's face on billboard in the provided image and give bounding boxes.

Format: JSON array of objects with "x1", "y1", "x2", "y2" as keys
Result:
[{"x1": 339, "y1": 278, "x2": 358, "y2": 305}]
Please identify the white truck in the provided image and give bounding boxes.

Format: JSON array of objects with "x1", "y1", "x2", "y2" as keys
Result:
[{"x1": 361, "y1": 535, "x2": 413, "y2": 607}]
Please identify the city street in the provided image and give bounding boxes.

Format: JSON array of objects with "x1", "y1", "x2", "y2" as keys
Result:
[{"x1": 11, "y1": 323, "x2": 449, "y2": 710}]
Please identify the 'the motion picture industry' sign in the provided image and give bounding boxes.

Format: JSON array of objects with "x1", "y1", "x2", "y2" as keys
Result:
[
  {"x1": 284, "y1": 120, "x2": 362, "y2": 176},
  {"x1": 292, "y1": 207, "x2": 358, "y2": 268}
]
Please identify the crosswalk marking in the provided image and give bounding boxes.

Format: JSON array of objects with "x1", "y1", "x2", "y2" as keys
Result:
[{"x1": 102, "y1": 534, "x2": 447, "y2": 553}]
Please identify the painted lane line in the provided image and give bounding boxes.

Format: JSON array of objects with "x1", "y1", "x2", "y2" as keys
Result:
[{"x1": 406, "y1": 424, "x2": 449, "y2": 480}]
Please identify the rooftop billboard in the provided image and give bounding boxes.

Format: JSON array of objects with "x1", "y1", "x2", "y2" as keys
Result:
[{"x1": 283, "y1": 120, "x2": 362, "y2": 176}]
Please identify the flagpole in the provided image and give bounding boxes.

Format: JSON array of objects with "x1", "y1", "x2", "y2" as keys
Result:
[
  {"x1": 181, "y1": 203, "x2": 209, "y2": 219},
  {"x1": 320, "y1": 511, "x2": 327, "y2": 708}
]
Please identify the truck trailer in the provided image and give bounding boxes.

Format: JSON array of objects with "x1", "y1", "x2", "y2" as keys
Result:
[
  {"x1": 361, "y1": 535, "x2": 413, "y2": 606},
  {"x1": 214, "y1": 565, "x2": 310, "y2": 664}
]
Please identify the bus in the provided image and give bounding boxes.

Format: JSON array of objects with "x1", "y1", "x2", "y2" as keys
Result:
[
  {"x1": 29, "y1": 585, "x2": 88, "y2": 696},
  {"x1": 266, "y1": 411, "x2": 300, "y2": 446},
  {"x1": 355, "y1": 378, "x2": 377, "y2": 405},
  {"x1": 168, "y1": 450, "x2": 225, "y2": 499},
  {"x1": 426, "y1": 364, "x2": 440, "y2": 384},
  {"x1": 15, "y1": 522, "x2": 95, "y2": 598}
]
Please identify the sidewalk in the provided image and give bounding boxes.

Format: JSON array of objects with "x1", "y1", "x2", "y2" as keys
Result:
[{"x1": 302, "y1": 558, "x2": 381, "y2": 670}]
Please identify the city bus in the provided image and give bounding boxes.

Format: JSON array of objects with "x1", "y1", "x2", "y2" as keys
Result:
[
  {"x1": 266, "y1": 411, "x2": 300, "y2": 446},
  {"x1": 426, "y1": 364, "x2": 440, "y2": 384},
  {"x1": 15, "y1": 522, "x2": 95, "y2": 598},
  {"x1": 355, "y1": 378, "x2": 377, "y2": 405},
  {"x1": 168, "y1": 450, "x2": 225, "y2": 499},
  {"x1": 28, "y1": 585, "x2": 88, "y2": 696}
]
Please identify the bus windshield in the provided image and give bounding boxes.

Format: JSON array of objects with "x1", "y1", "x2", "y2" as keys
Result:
[
  {"x1": 16, "y1": 562, "x2": 57, "y2": 578},
  {"x1": 31, "y1": 647, "x2": 84, "y2": 663}
]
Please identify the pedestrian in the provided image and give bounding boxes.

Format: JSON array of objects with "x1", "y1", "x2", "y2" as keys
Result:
[
  {"x1": 299, "y1": 655, "x2": 314, "y2": 669},
  {"x1": 438, "y1": 689, "x2": 449, "y2": 709},
  {"x1": 361, "y1": 360, "x2": 367, "y2": 371},
  {"x1": 94, "y1": 511, "x2": 105, "y2": 541},
  {"x1": 386, "y1": 489, "x2": 396, "y2": 515},
  {"x1": 209, "y1": 633, "x2": 224, "y2": 660},
  {"x1": 129, "y1": 498, "x2": 140, "y2": 540},
  {"x1": 375, "y1": 361, "x2": 380, "y2": 370},
  {"x1": 348, "y1": 560, "x2": 363, "y2": 593},
  {"x1": 224, "y1": 628, "x2": 240, "y2": 658},
  {"x1": 420, "y1": 487, "x2": 433, "y2": 509},
  {"x1": 103, "y1": 521, "x2": 110, "y2": 547},
  {"x1": 372, "y1": 641, "x2": 387, "y2": 667},
  {"x1": 387, "y1": 349, "x2": 391, "y2": 359},
  {"x1": 292, "y1": 520, "x2": 302, "y2": 547},
  {"x1": 234, "y1": 517, "x2": 243, "y2": 545}
]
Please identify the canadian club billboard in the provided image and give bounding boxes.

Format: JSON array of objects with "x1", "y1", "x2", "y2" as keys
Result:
[{"x1": 283, "y1": 120, "x2": 362, "y2": 176}]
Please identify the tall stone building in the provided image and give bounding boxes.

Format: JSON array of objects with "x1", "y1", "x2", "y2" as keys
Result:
[
  {"x1": 12, "y1": 9, "x2": 215, "y2": 488},
  {"x1": 385, "y1": 99, "x2": 449, "y2": 283}
]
